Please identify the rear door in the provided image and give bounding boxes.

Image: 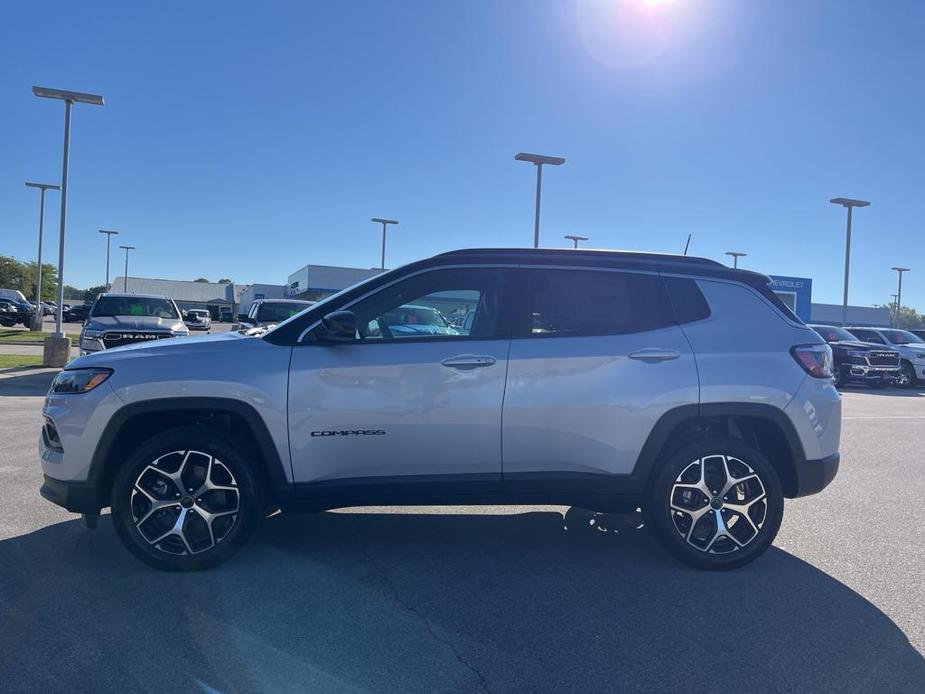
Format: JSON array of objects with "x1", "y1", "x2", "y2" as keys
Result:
[{"x1": 502, "y1": 268, "x2": 699, "y2": 478}]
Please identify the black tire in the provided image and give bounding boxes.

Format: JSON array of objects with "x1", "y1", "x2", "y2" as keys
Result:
[
  {"x1": 111, "y1": 426, "x2": 264, "y2": 571},
  {"x1": 833, "y1": 367, "x2": 845, "y2": 389},
  {"x1": 898, "y1": 361, "x2": 916, "y2": 389},
  {"x1": 645, "y1": 437, "x2": 784, "y2": 570}
]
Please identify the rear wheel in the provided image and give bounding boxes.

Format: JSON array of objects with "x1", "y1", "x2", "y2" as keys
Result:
[
  {"x1": 646, "y1": 437, "x2": 784, "y2": 570},
  {"x1": 111, "y1": 427, "x2": 263, "y2": 571}
]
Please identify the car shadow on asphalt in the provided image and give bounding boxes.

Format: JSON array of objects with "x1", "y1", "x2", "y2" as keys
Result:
[
  {"x1": 0, "y1": 369, "x2": 56, "y2": 397},
  {"x1": 1, "y1": 510, "x2": 922, "y2": 693}
]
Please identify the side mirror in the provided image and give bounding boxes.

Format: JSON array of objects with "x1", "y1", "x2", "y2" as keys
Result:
[{"x1": 318, "y1": 310, "x2": 357, "y2": 342}]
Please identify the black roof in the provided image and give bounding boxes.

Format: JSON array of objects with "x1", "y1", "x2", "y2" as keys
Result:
[{"x1": 437, "y1": 247, "x2": 723, "y2": 267}]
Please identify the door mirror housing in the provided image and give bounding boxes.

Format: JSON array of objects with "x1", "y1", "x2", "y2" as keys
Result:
[{"x1": 318, "y1": 310, "x2": 357, "y2": 342}]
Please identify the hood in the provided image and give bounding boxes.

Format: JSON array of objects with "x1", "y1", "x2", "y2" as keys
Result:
[
  {"x1": 831, "y1": 340, "x2": 898, "y2": 353},
  {"x1": 86, "y1": 315, "x2": 186, "y2": 332},
  {"x1": 70, "y1": 330, "x2": 251, "y2": 365}
]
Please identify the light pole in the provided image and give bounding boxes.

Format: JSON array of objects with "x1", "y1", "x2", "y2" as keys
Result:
[
  {"x1": 119, "y1": 245, "x2": 135, "y2": 292},
  {"x1": 891, "y1": 294, "x2": 899, "y2": 328},
  {"x1": 892, "y1": 267, "x2": 910, "y2": 329},
  {"x1": 564, "y1": 235, "x2": 588, "y2": 249},
  {"x1": 24, "y1": 182, "x2": 60, "y2": 331},
  {"x1": 725, "y1": 251, "x2": 747, "y2": 269},
  {"x1": 830, "y1": 197, "x2": 871, "y2": 326},
  {"x1": 371, "y1": 218, "x2": 398, "y2": 270},
  {"x1": 515, "y1": 152, "x2": 565, "y2": 248},
  {"x1": 99, "y1": 230, "x2": 119, "y2": 289},
  {"x1": 33, "y1": 86, "x2": 104, "y2": 343}
]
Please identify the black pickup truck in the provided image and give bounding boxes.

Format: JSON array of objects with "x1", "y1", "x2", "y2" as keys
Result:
[{"x1": 809, "y1": 324, "x2": 901, "y2": 389}]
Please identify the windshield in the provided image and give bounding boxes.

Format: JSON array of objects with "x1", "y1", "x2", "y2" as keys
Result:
[
  {"x1": 881, "y1": 329, "x2": 923, "y2": 344},
  {"x1": 811, "y1": 325, "x2": 856, "y2": 342},
  {"x1": 256, "y1": 302, "x2": 313, "y2": 323},
  {"x1": 92, "y1": 296, "x2": 179, "y2": 319},
  {"x1": 187, "y1": 310, "x2": 208, "y2": 318}
]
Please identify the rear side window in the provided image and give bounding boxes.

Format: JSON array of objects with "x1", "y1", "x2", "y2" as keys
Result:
[
  {"x1": 527, "y1": 269, "x2": 674, "y2": 337},
  {"x1": 663, "y1": 277, "x2": 711, "y2": 324}
]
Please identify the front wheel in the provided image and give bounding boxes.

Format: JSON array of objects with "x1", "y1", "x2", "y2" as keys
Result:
[
  {"x1": 645, "y1": 437, "x2": 784, "y2": 570},
  {"x1": 896, "y1": 361, "x2": 917, "y2": 389},
  {"x1": 111, "y1": 427, "x2": 264, "y2": 571}
]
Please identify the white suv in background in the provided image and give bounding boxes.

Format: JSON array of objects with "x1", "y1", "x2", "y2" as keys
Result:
[
  {"x1": 39, "y1": 249, "x2": 841, "y2": 571},
  {"x1": 846, "y1": 327, "x2": 925, "y2": 387}
]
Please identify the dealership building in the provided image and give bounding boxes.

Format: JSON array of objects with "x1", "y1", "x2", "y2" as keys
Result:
[{"x1": 768, "y1": 274, "x2": 891, "y2": 327}]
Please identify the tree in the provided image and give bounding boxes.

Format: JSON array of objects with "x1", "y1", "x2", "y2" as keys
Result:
[
  {"x1": 875, "y1": 304, "x2": 925, "y2": 329},
  {"x1": 217, "y1": 278, "x2": 232, "y2": 284},
  {"x1": 83, "y1": 285, "x2": 108, "y2": 303},
  {"x1": 194, "y1": 277, "x2": 210, "y2": 283},
  {"x1": 0, "y1": 256, "x2": 57, "y2": 302}
]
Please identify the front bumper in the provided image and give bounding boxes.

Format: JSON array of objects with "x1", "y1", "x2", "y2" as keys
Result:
[
  {"x1": 842, "y1": 364, "x2": 900, "y2": 382},
  {"x1": 792, "y1": 452, "x2": 840, "y2": 497}
]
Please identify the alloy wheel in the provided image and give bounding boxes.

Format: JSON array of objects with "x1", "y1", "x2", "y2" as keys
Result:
[
  {"x1": 669, "y1": 454, "x2": 767, "y2": 554},
  {"x1": 130, "y1": 449, "x2": 240, "y2": 555}
]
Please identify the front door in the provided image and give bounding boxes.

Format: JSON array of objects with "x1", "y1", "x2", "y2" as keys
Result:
[{"x1": 288, "y1": 266, "x2": 513, "y2": 491}]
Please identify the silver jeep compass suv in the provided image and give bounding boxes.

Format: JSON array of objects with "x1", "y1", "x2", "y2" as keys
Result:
[{"x1": 39, "y1": 249, "x2": 841, "y2": 571}]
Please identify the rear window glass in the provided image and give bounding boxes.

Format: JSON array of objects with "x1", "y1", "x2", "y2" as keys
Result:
[
  {"x1": 663, "y1": 277, "x2": 711, "y2": 324},
  {"x1": 528, "y1": 270, "x2": 674, "y2": 337}
]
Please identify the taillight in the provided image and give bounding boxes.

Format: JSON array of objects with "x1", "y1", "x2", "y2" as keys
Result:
[{"x1": 792, "y1": 344, "x2": 833, "y2": 378}]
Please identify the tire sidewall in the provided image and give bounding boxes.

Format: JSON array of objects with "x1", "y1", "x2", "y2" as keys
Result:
[
  {"x1": 646, "y1": 436, "x2": 784, "y2": 570},
  {"x1": 111, "y1": 426, "x2": 263, "y2": 571}
]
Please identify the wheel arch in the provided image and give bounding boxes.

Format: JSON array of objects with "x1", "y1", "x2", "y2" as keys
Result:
[
  {"x1": 633, "y1": 403, "x2": 807, "y2": 498},
  {"x1": 90, "y1": 397, "x2": 293, "y2": 510}
]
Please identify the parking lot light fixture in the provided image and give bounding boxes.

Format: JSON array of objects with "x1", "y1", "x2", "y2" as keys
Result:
[
  {"x1": 24, "y1": 182, "x2": 61, "y2": 331},
  {"x1": 98, "y1": 230, "x2": 119, "y2": 289},
  {"x1": 830, "y1": 197, "x2": 871, "y2": 327},
  {"x1": 371, "y1": 218, "x2": 398, "y2": 270},
  {"x1": 119, "y1": 245, "x2": 135, "y2": 292},
  {"x1": 564, "y1": 234, "x2": 589, "y2": 249},
  {"x1": 32, "y1": 85, "x2": 104, "y2": 337},
  {"x1": 891, "y1": 267, "x2": 910, "y2": 329},
  {"x1": 725, "y1": 251, "x2": 747, "y2": 269},
  {"x1": 515, "y1": 152, "x2": 566, "y2": 248}
]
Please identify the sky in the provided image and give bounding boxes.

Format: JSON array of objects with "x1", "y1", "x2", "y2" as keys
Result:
[{"x1": 1, "y1": 0, "x2": 923, "y2": 308}]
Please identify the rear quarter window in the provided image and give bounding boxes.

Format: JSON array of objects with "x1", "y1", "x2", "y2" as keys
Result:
[{"x1": 662, "y1": 277, "x2": 711, "y2": 324}]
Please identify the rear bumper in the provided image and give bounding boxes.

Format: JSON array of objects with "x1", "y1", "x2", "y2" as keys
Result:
[
  {"x1": 791, "y1": 452, "x2": 840, "y2": 498},
  {"x1": 40, "y1": 474, "x2": 105, "y2": 514}
]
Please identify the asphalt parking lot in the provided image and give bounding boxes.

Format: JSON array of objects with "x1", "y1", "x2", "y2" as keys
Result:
[{"x1": 0, "y1": 374, "x2": 923, "y2": 693}]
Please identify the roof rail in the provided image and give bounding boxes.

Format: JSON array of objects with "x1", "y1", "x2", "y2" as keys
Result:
[{"x1": 435, "y1": 247, "x2": 725, "y2": 267}]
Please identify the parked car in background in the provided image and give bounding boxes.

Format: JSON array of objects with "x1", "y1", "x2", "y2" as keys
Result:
[
  {"x1": 0, "y1": 288, "x2": 29, "y2": 304},
  {"x1": 78, "y1": 293, "x2": 189, "y2": 355},
  {"x1": 64, "y1": 303, "x2": 92, "y2": 323},
  {"x1": 808, "y1": 324, "x2": 900, "y2": 389},
  {"x1": 184, "y1": 309, "x2": 212, "y2": 331},
  {"x1": 0, "y1": 298, "x2": 35, "y2": 326},
  {"x1": 239, "y1": 299, "x2": 314, "y2": 329},
  {"x1": 40, "y1": 248, "x2": 841, "y2": 572},
  {"x1": 846, "y1": 327, "x2": 925, "y2": 387},
  {"x1": 0, "y1": 300, "x2": 20, "y2": 327},
  {"x1": 366, "y1": 303, "x2": 458, "y2": 338}
]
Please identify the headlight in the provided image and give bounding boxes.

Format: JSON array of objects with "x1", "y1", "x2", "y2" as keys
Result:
[
  {"x1": 917, "y1": 353, "x2": 925, "y2": 360},
  {"x1": 83, "y1": 329, "x2": 103, "y2": 338},
  {"x1": 51, "y1": 368, "x2": 112, "y2": 394},
  {"x1": 846, "y1": 351, "x2": 868, "y2": 358}
]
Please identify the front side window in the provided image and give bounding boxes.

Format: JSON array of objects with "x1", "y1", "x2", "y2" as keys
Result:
[
  {"x1": 528, "y1": 269, "x2": 674, "y2": 337},
  {"x1": 91, "y1": 297, "x2": 178, "y2": 319},
  {"x1": 335, "y1": 268, "x2": 507, "y2": 341}
]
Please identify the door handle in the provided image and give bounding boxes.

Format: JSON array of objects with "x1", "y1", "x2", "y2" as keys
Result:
[
  {"x1": 628, "y1": 349, "x2": 681, "y2": 362},
  {"x1": 441, "y1": 354, "x2": 497, "y2": 369}
]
